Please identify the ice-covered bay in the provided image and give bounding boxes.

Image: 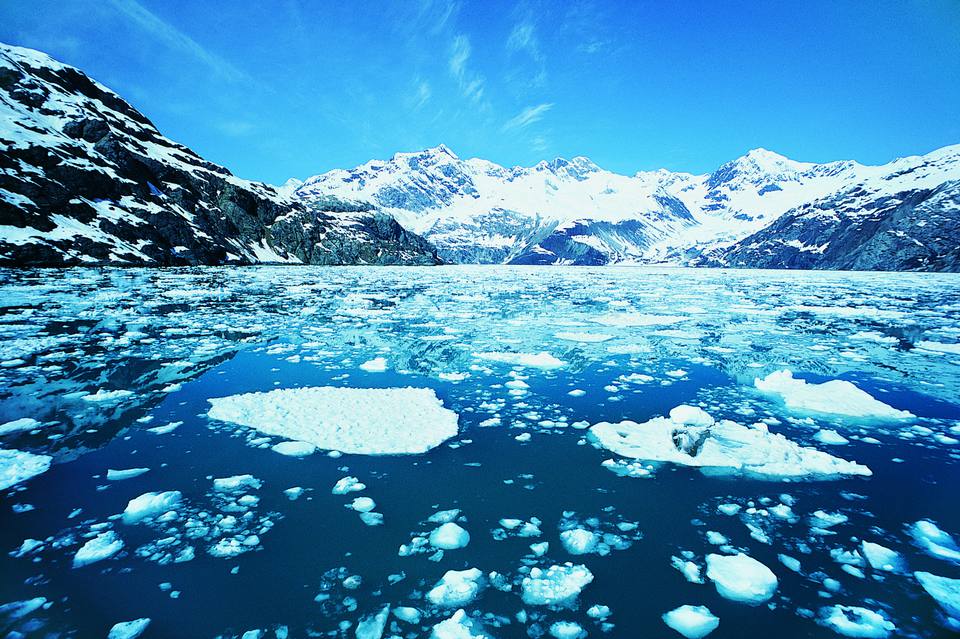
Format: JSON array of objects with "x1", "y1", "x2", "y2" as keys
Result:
[{"x1": 0, "y1": 266, "x2": 958, "y2": 638}]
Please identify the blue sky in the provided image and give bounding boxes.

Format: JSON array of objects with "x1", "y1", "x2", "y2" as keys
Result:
[{"x1": 2, "y1": 0, "x2": 959, "y2": 184}]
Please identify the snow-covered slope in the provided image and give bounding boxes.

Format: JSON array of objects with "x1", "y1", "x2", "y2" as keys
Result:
[
  {"x1": 0, "y1": 43, "x2": 439, "y2": 266},
  {"x1": 293, "y1": 144, "x2": 960, "y2": 269}
]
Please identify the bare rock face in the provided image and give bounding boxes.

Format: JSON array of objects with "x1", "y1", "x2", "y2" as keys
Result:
[{"x1": 0, "y1": 43, "x2": 439, "y2": 266}]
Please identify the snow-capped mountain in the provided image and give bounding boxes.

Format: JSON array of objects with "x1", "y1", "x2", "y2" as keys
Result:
[
  {"x1": 293, "y1": 144, "x2": 960, "y2": 269},
  {"x1": 704, "y1": 146, "x2": 960, "y2": 271},
  {"x1": 0, "y1": 43, "x2": 439, "y2": 266}
]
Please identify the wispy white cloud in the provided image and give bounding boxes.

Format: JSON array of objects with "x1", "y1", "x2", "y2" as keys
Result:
[
  {"x1": 408, "y1": 79, "x2": 432, "y2": 110},
  {"x1": 107, "y1": 0, "x2": 248, "y2": 83},
  {"x1": 502, "y1": 103, "x2": 554, "y2": 131},
  {"x1": 448, "y1": 35, "x2": 485, "y2": 103},
  {"x1": 507, "y1": 21, "x2": 542, "y2": 62}
]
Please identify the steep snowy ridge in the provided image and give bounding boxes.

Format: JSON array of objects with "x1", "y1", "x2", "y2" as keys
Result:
[
  {"x1": 0, "y1": 43, "x2": 439, "y2": 266},
  {"x1": 294, "y1": 144, "x2": 960, "y2": 269}
]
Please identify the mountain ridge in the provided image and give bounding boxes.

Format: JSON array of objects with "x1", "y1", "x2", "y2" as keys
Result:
[{"x1": 292, "y1": 142, "x2": 960, "y2": 269}]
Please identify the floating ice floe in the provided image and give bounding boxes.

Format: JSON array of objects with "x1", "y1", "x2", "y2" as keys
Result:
[
  {"x1": 560, "y1": 528, "x2": 599, "y2": 555},
  {"x1": 0, "y1": 418, "x2": 41, "y2": 435},
  {"x1": 431, "y1": 609, "x2": 489, "y2": 638},
  {"x1": 521, "y1": 564, "x2": 594, "y2": 607},
  {"x1": 81, "y1": 389, "x2": 133, "y2": 403},
  {"x1": 207, "y1": 386, "x2": 459, "y2": 455},
  {"x1": 909, "y1": 520, "x2": 960, "y2": 564},
  {"x1": 549, "y1": 620, "x2": 587, "y2": 639},
  {"x1": 271, "y1": 440, "x2": 316, "y2": 457},
  {"x1": 588, "y1": 405, "x2": 871, "y2": 480},
  {"x1": 213, "y1": 474, "x2": 262, "y2": 492},
  {"x1": 359, "y1": 357, "x2": 388, "y2": 372},
  {"x1": 473, "y1": 351, "x2": 566, "y2": 369},
  {"x1": 705, "y1": 553, "x2": 778, "y2": 605},
  {"x1": 917, "y1": 341, "x2": 960, "y2": 355},
  {"x1": 106, "y1": 468, "x2": 150, "y2": 481},
  {"x1": 355, "y1": 604, "x2": 390, "y2": 639},
  {"x1": 332, "y1": 476, "x2": 365, "y2": 494},
  {"x1": 430, "y1": 522, "x2": 470, "y2": 550},
  {"x1": 861, "y1": 541, "x2": 905, "y2": 572},
  {"x1": 818, "y1": 605, "x2": 895, "y2": 638},
  {"x1": 915, "y1": 571, "x2": 960, "y2": 621},
  {"x1": 122, "y1": 491, "x2": 182, "y2": 524},
  {"x1": 754, "y1": 370, "x2": 913, "y2": 420},
  {"x1": 0, "y1": 448, "x2": 52, "y2": 490},
  {"x1": 73, "y1": 530, "x2": 123, "y2": 567},
  {"x1": 662, "y1": 605, "x2": 720, "y2": 639},
  {"x1": 107, "y1": 618, "x2": 151, "y2": 639},
  {"x1": 591, "y1": 313, "x2": 685, "y2": 327},
  {"x1": 427, "y1": 568, "x2": 484, "y2": 607}
]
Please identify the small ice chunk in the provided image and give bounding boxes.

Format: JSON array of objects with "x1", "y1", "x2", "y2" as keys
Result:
[
  {"x1": 705, "y1": 553, "x2": 778, "y2": 605},
  {"x1": 73, "y1": 530, "x2": 123, "y2": 567},
  {"x1": 427, "y1": 568, "x2": 484, "y2": 607},
  {"x1": 332, "y1": 476, "x2": 366, "y2": 494},
  {"x1": 271, "y1": 441, "x2": 316, "y2": 457},
  {"x1": 430, "y1": 522, "x2": 470, "y2": 550},
  {"x1": 213, "y1": 475, "x2": 262, "y2": 492},
  {"x1": 560, "y1": 528, "x2": 599, "y2": 555},
  {"x1": 122, "y1": 491, "x2": 182, "y2": 524},
  {"x1": 521, "y1": 563, "x2": 594, "y2": 606},
  {"x1": 549, "y1": 620, "x2": 587, "y2": 639},
  {"x1": 861, "y1": 542, "x2": 905, "y2": 572},
  {"x1": 106, "y1": 468, "x2": 150, "y2": 481},
  {"x1": 778, "y1": 554, "x2": 802, "y2": 573},
  {"x1": 662, "y1": 605, "x2": 720, "y2": 639},
  {"x1": 107, "y1": 618, "x2": 151, "y2": 639},
  {"x1": 359, "y1": 357, "x2": 388, "y2": 372},
  {"x1": 284, "y1": 487, "x2": 304, "y2": 500},
  {"x1": 394, "y1": 607, "x2": 421, "y2": 624},
  {"x1": 754, "y1": 370, "x2": 913, "y2": 420},
  {"x1": 818, "y1": 605, "x2": 895, "y2": 638},
  {"x1": 815, "y1": 430, "x2": 849, "y2": 445},
  {"x1": 350, "y1": 497, "x2": 376, "y2": 513}
]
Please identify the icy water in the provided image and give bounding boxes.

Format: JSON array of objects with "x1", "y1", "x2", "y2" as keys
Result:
[{"x1": 1, "y1": 266, "x2": 959, "y2": 639}]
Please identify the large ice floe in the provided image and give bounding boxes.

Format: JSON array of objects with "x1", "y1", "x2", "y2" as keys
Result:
[
  {"x1": 207, "y1": 386, "x2": 459, "y2": 455},
  {"x1": 588, "y1": 405, "x2": 871, "y2": 480},
  {"x1": 0, "y1": 448, "x2": 52, "y2": 490},
  {"x1": 754, "y1": 370, "x2": 913, "y2": 420}
]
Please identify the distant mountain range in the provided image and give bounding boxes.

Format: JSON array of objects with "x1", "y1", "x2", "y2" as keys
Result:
[
  {"x1": 293, "y1": 143, "x2": 960, "y2": 270},
  {"x1": 1, "y1": 41, "x2": 957, "y2": 270}
]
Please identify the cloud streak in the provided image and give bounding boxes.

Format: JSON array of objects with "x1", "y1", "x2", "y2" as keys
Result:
[
  {"x1": 448, "y1": 34, "x2": 486, "y2": 103},
  {"x1": 107, "y1": 0, "x2": 248, "y2": 83},
  {"x1": 502, "y1": 103, "x2": 554, "y2": 131}
]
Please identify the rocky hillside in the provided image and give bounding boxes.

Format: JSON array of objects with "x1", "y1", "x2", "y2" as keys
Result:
[{"x1": 0, "y1": 43, "x2": 439, "y2": 266}]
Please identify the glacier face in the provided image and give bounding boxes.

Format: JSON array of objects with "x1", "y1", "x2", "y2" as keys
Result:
[{"x1": 292, "y1": 144, "x2": 960, "y2": 269}]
